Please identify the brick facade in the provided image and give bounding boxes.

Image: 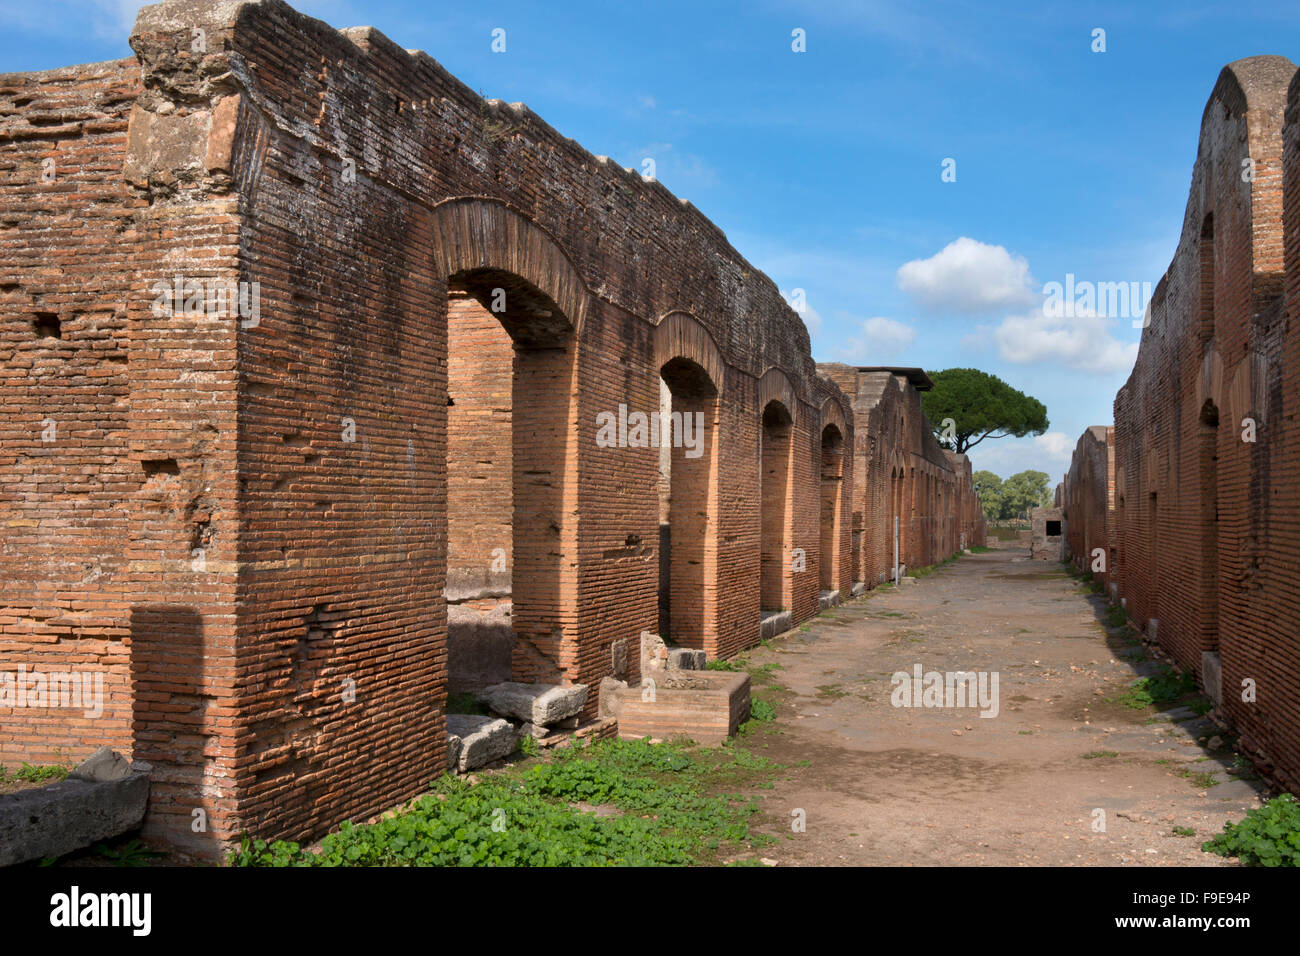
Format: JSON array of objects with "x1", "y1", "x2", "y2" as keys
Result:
[
  {"x1": 1063, "y1": 426, "x2": 1115, "y2": 592},
  {"x1": 818, "y1": 365, "x2": 986, "y2": 584},
  {"x1": 2, "y1": 0, "x2": 979, "y2": 856},
  {"x1": 1064, "y1": 56, "x2": 1300, "y2": 796}
]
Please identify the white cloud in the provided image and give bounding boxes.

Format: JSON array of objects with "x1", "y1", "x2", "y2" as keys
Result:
[
  {"x1": 960, "y1": 323, "x2": 993, "y2": 352},
  {"x1": 828, "y1": 316, "x2": 915, "y2": 362},
  {"x1": 993, "y1": 308, "x2": 1139, "y2": 373},
  {"x1": 860, "y1": 316, "x2": 915, "y2": 353},
  {"x1": 966, "y1": 433, "x2": 1071, "y2": 484},
  {"x1": 897, "y1": 237, "x2": 1037, "y2": 314},
  {"x1": 1034, "y1": 431, "x2": 1074, "y2": 460},
  {"x1": 799, "y1": 303, "x2": 824, "y2": 339}
]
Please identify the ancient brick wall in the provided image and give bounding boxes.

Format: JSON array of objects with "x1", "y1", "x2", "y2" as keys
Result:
[
  {"x1": 0, "y1": 0, "x2": 870, "y2": 855},
  {"x1": 817, "y1": 364, "x2": 981, "y2": 585},
  {"x1": 1255, "y1": 64, "x2": 1300, "y2": 792},
  {"x1": 1063, "y1": 426, "x2": 1115, "y2": 590},
  {"x1": 0, "y1": 47, "x2": 248, "y2": 856},
  {"x1": 1069, "y1": 55, "x2": 1300, "y2": 795},
  {"x1": 1, "y1": 0, "x2": 984, "y2": 855},
  {"x1": 0, "y1": 60, "x2": 143, "y2": 765},
  {"x1": 946, "y1": 452, "x2": 986, "y2": 553}
]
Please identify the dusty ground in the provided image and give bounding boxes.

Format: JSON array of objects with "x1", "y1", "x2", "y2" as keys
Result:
[{"x1": 738, "y1": 547, "x2": 1268, "y2": 866}]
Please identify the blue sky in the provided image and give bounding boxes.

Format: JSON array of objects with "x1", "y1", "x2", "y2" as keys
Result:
[{"x1": 6, "y1": 1, "x2": 1299, "y2": 480}]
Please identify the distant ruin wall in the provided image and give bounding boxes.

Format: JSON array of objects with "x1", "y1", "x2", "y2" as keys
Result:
[
  {"x1": 817, "y1": 364, "x2": 985, "y2": 583},
  {"x1": 1063, "y1": 426, "x2": 1114, "y2": 591}
]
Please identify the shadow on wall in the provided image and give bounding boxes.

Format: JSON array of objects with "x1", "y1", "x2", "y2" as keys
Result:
[{"x1": 129, "y1": 604, "x2": 222, "y2": 860}]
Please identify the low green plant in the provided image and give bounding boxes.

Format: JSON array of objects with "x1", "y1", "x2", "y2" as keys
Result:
[
  {"x1": 1113, "y1": 665, "x2": 1196, "y2": 710},
  {"x1": 1202, "y1": 794, "x2": 1300, "y2": 866},
  {"x1": 735, "y1": 697, "x2": 777, "y2": 737},
  {"x1": 1173, "y1": 826, "x2": 1196, "y2": 837},
  {"x1": 747, "y1": 662, "x2": 784, "y2": 686},
  {"x1": 230, "y1": 738, "x2": 772, "y2": 867},
  {"x1": 0, "y1": 763, "x2": 68, "y2": 785},
  {"x1": 91, "y1": 839, "x2": 166, "y2": 867},
  {"x1": 748, "y1": 698, "x2": 776, "y2": 723},
  {"x1": 1082, "y1": 750, "x2": 1119, "y2": 760},
  {"x1": 446, "y1": 691, "x2": 488, "y2": 716},
  {"x1": 909, "y1": 555, "x2": 959, "y2": 579}
]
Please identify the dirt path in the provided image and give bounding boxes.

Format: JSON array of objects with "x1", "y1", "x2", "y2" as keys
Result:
[{"x1": 737, "y1": 547, "x2": 1268, "y2": 866}]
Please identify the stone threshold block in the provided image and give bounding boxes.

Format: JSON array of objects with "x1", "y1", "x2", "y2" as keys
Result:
[
  {"x1": 760, "y1": 610, "x2": 792, "y2": 640},
  {"x1": 818, "y1": 589, "x2": 842, "y2": 611},
  {"x1": 0, "y1": 747, "x2": 150, "y2": 866}
]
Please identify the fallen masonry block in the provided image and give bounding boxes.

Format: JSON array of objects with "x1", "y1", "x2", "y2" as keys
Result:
[
  {"x1": 640, "y1": 630, "x2": 670, "y2": 674},
  {"x1": 819, "y1": 589, "x2": 842, "y2": 611},
  {"x1": 479, "y1": 682, "x2": 588, "y2": 727},
  {"x1": 0, "y1": 748, "x2": 150, "y2": 866},
  {"x1": 522, "y1": 716, "x2": 619, "y2": 749},
  {"x1": 851, "y1": 582, "x2": 866, "y2": 597},
  {"x1": 69, "y1": 746, "x2": 134, "y2": 783},
  {"x1": 641, "y1": 631, "x2": 705, "y2": 672},
  {"x1": 446, "y1": 714, "x2": 518, "y2": 772}
]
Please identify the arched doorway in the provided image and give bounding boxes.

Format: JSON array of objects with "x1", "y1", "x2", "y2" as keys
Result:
[
  {"x1": 760, "y1": 400, "x2": 794, "y2": 614},
  {"x1": 657, "y1": 356, "x2": 719, "y2": 648},
  {"x1": 435, "y1": 201, "x2": 585, "y2": 691},
  {"x1": 819, "y1": 423, "x2": 844, "y2": 595}
]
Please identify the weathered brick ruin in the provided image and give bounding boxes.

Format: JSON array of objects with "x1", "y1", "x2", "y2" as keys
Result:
[
  {"x1": 818, "y1": 365, "x2": 983, "y2": 584},
  {"x1": 1063, "y1": 56, "x2": 1300, "y2": 796},
  {"x1": 0, "y1": 0, "x2": 983, "y2": 856},
  {"x1": 1064, "y1": 427, "x2": 1115, "y2": 594}
]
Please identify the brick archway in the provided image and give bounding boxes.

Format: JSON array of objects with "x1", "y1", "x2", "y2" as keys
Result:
[
  {"x1": 819, "y1": 422, "x2": 845, "y2": 594},
  {"x1": 436, "y1": 199, "x2": 587, "y2": 689},
  {"x1": 654, "y1": 312, "x2": 723, "y2": 652},
  {"x1": 432, "y1": 198, "x2": 590, "y2": 341}
]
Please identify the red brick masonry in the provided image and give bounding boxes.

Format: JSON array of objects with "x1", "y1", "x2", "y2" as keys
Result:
[
  {"x1": 0, "y1": 0, "x2": 983, "y2": 855},
  {"x1": 1064, "y1": 56, "x2": 1300, "y2": 798}
]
